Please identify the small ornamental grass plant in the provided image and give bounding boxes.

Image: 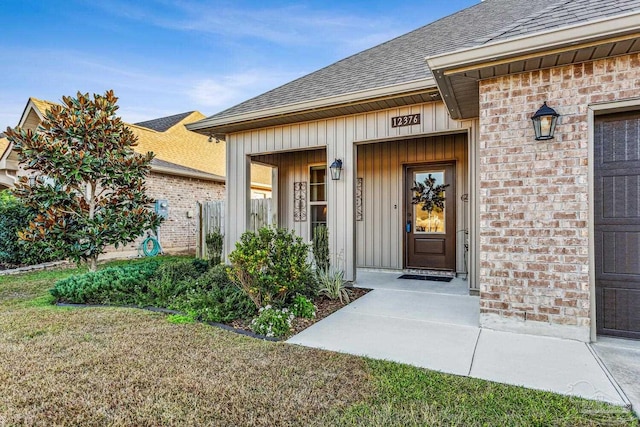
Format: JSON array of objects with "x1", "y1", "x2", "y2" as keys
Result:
[
  {"x1": 205, "y1": 228, "x2": 224, "y2": 266},
  {"x1": 317, "y1": 269, "x2": 350, "y2": 304},
  {"x1": 251, "y1": 305, "x2": 295, "y2": 338}
]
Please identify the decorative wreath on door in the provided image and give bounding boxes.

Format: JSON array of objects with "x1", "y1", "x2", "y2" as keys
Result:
[{"x1": 411, "y1": 174, "x2": 449, "y2": 213}]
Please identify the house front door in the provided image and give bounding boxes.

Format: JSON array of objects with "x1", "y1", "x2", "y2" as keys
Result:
[
  {"x1": 405, "y1": 163, "x2": 456, "y2": 271},
  {"x1": 595, "y1": 111, "x2": 640, "y2": 339}
]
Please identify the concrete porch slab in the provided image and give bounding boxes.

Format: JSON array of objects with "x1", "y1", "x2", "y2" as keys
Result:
[
  {"x1": 345, "y1": 288, "x2": 479, "y2": 327},
  {"x1": 355, "y1": 269, "x2": 470, "y2": 296}
]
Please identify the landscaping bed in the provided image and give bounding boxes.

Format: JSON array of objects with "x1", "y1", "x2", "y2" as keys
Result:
[
  {"x1": 49, "y1": 254, "x2": 365, "y2": 339},
  {"x1": 1, "y1": 259, "x2": 638, "y2": 426},
  {"x1": 230, "y1": 287, "x2": 370, "y2": 336}
]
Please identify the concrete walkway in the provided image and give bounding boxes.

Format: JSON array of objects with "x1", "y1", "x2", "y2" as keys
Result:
[{"x1": 288, "y1": 270, "x2": 632, "y2": 408}]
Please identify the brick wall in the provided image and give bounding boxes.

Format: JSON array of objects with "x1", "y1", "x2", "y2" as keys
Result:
[
  {"x1": 107, "y1": 171, "x2": 225, "y2": 256},
  {"x1": 478, "y1": 53, "x2": 640, "y2": 341}
]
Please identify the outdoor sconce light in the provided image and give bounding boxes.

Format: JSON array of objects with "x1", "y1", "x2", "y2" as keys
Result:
[
  {"x1": 329, "y1": 158, "x2": 343, "y2": 180},
  {"x1": 531, "y1": 102, "x2": 559, "y2": 141},
  {"x1": 208, "y1": 134, "x2": 221, "y2": 143}
]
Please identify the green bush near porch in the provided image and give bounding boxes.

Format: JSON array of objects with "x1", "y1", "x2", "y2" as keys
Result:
[{"x1": 228, "y1": 226, "x2": 316, "y2": 309}]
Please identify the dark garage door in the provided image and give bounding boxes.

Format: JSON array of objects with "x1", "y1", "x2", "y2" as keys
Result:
[{"x1": 595, "y1": 111, "x2": 640, "y2": 339}]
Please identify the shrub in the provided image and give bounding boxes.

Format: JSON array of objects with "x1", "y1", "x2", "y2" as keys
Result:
[
  {"x1": 251, "y1": 306, "x2": 295, "y2": 338},
  {"x1": 140, "y1": 259, "x2": 209, "y2": 306},
  {"x1": 290, "y1": 294, "x2": 316, "y2": 319},
  {"x1": 317, "y1": 269, "x2": 350, "y2": 304},
  {"x1": 170, "y1": 265, "x2": 256, "y2": 323},
  {"x1": 0, "y1": 192, "x2": 58, "y2": 267},
  {"x1": 153, "y1": 259, "x2": 205, "y2": 283},
  {"x1": 312, "y1": 225, "x2": 330, "y2": 273},
  {"x1": 205, "y1": 228, "x2": 224, "y2": 266},
  {"x1": 228, "y1": 227, "x2": 315, "y2": 308},
  {"x1": 51, "y1": 260, "x2": 161, "y2": 304}
]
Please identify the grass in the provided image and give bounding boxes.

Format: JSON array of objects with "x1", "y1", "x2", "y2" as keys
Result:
[{"x1": 0, "y1": 258, "x2": 638, "y2": 426}]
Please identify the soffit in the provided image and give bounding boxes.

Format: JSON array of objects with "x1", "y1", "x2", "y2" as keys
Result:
[{"x1": 432, "y1": 30, "x2": 640, "y2": 119}]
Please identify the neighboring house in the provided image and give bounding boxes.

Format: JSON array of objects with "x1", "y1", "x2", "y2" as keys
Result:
[
  {"x1": 0, "y1": 133, "x2": 13, "y2": 190},
  {"x1": 188, "y1": 0, "x2": 640, "y2": 343},
  {"x1": 0, "y1": 98, "x2": 272, "y2": 255}
]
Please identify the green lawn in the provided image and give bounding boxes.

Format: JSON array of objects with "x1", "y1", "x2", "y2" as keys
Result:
[{"x1": 0, "y1": 258, "x2": 637, "y2": 426}]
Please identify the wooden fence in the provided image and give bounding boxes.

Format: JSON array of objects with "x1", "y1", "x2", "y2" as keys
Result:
[{"x1": 196, "y1": 199, "x2": 273, "y2": 258}]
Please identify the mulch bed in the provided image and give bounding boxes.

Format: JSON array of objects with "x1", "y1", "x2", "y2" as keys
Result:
[
  {"x1": 229, "y1": 287, "x2": 370, "y2": 336},
  {"x1": 59, "y1": 287, "x2": 371, "y2": 341}
]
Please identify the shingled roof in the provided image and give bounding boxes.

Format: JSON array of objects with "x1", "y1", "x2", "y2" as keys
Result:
[
  {"x1": 196, "y1": 0, "x2": 640, "y2": 127},
  {"x1": 135, "y1": 111, "x2": 195, "y2": 132},
  {"x1": 3, "y1": 99, "x2": 273, "y2": 188}
]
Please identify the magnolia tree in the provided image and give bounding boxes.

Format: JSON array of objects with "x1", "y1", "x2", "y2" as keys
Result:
[{"x1": 5, "y1": 90, "x2": 162, "y2": 271}]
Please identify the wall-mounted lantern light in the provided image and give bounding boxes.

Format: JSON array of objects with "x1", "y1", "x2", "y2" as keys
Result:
[
  {"x1": 329, "y1": 158, "x2": 343, "y2": 180},
  {"x1": 531, "y1": 102, "x2": 559, "y2": 141},
  {"x1": 208, "y1": 134, "x2": 221, "y2": 143}
]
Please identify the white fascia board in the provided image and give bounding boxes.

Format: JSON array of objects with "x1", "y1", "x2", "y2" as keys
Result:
[
  {"x1": 187, "y1": 78, "x2": 437, "y2": 131},
  {"x1": 0, "y1": 142, "x2": 12, "y2": 163},
  {"x1": 151, "y1": 165, "x2": 225, "y2": 183},
  {"x1": 426, "y1": 11, "x2": 640, "y2": 71},
  {"x1": 17, "y1": 100, "x2": 45, "y2": 128}
]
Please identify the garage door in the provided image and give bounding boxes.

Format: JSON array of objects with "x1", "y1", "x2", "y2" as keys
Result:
[{"x1": 595, "y1": 111, "x2": 640, "y2": 339}]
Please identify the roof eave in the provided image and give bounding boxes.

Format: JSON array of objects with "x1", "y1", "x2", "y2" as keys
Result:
[
  {"x1": 187, "y1": 78, "x2": 438, "y2": 134},
  {"x1": 426, "y1": 11, "x2": 640, "y2": 120},
  {"x1": 151, "y1": 164, "x2": 226, "y2": 183}
]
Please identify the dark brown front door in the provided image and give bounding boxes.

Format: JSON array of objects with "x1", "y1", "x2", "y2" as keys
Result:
[
  {"x1": 405, "y1": 163, "x2": 456, "y2": 270},
  {"x1": 595, "y1": 111, "x2": 640, "y2": 339}
]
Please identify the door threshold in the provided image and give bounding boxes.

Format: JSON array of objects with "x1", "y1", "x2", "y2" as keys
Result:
[{"x1": 403, "y1": 268, "x2": 456, "y2": 278}]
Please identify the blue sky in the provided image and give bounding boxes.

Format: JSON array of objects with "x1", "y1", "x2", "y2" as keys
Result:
[{"x1": 1, "y1": 0, "x2": 478, "y2": 127}]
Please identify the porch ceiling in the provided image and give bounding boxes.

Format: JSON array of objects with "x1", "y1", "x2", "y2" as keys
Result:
[
  {"x1": 190, "y1": 90, "x2": 441, "y2": 136},
  {"x1": 434, "y1": 34, "x2": 640, "y2": 120}
]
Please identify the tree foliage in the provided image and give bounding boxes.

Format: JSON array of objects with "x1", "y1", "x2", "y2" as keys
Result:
[
  {"x1": 0, "y1": 191, "x2": 58, "y2": 267},
  {"x1": 4, "y1": 90, "x2": 162, "y2": 271}
]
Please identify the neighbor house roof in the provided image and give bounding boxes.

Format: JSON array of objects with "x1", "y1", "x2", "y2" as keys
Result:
[
  {"x1": 4, "y1": 98, "x2": 272, "y2": 188},
  {"x1": 189, "y1": 0, "x2": 640, "y2": 133},
  {"x1": 0, "y1": 137, "x2": 9, "y2": 159},
  {"x1": 135, "y1": 111, "x2": 195, "y2": 132},
  {"x1": 128, "y1": 111, "x2": 227, "y2": 179}
]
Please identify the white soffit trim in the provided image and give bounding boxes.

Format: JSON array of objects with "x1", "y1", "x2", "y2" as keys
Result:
[
  {"x1": 187, "y1": 78, "x2": 437, "y2": 131},
  {"x1": 426, "y1": 10, "x2": 640, "y2": 71}
]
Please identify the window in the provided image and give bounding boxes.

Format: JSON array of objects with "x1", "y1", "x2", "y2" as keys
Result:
[
  {"x1": 309, "y1": 165, "x2": 327, "y2": 236},
  {"x1": 413, "y1": 170, "x2": 446, "y2": 234}
]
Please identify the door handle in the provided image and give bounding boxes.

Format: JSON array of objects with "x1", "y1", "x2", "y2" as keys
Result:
[{"x1": 406, "y1": 221, "x2": 411, "y2": 233}]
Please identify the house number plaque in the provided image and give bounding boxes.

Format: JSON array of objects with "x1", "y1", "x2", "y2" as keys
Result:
[{"x1": 391, "y1": 113, "x2": 420, "y2": 128}]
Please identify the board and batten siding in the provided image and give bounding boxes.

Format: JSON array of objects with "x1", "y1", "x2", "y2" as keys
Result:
[
  {"x1": 225, "y1": 100, "x2": 478, "y2": 282},
  {"x1": 356, "y1": 133, "x2": 469, "y2": 273},
  {"x1": 253, "y1": 149, "x2": 326, "y2": 241}
]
